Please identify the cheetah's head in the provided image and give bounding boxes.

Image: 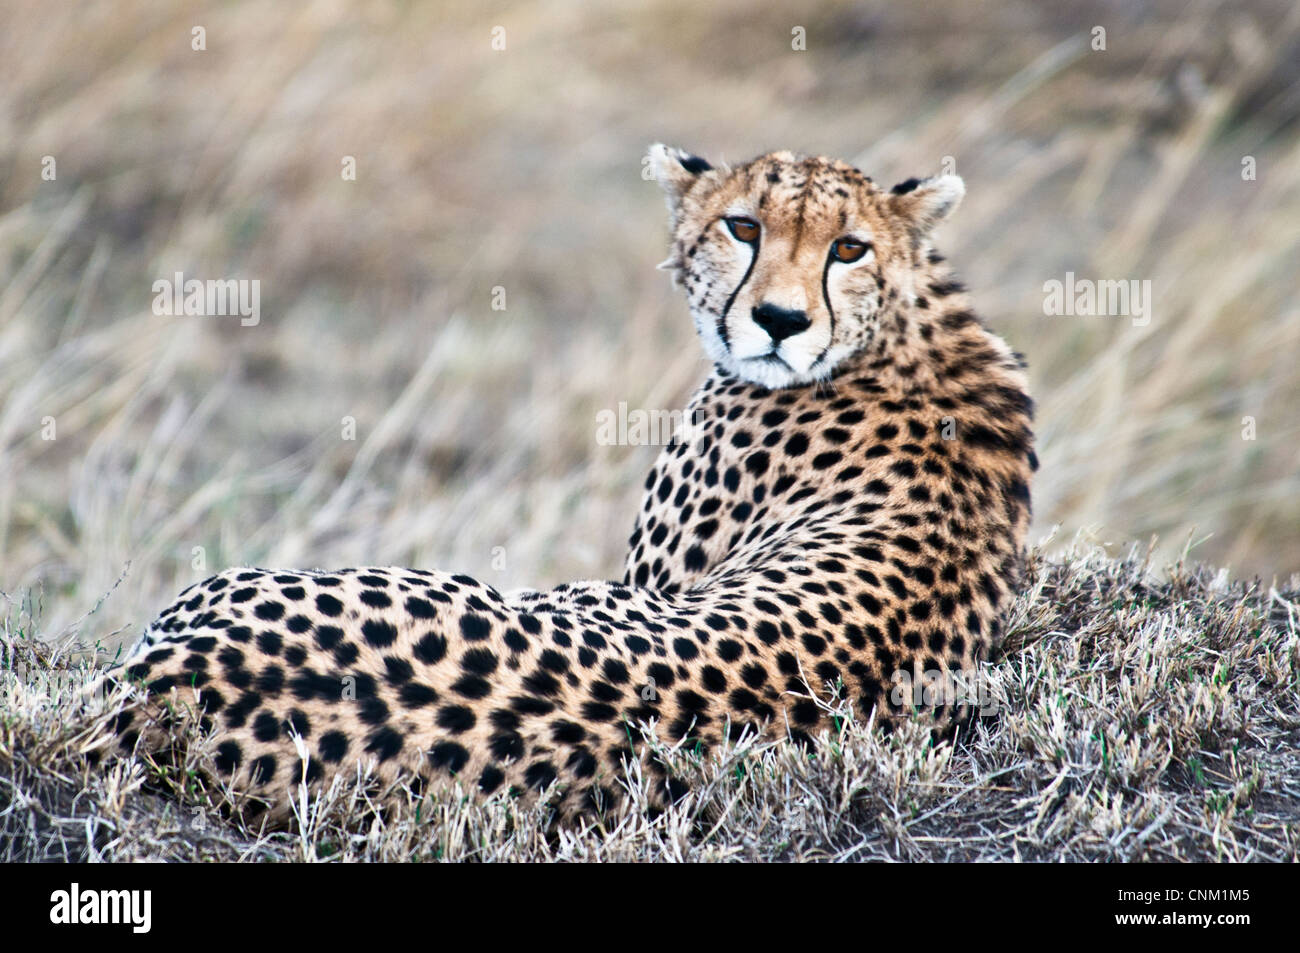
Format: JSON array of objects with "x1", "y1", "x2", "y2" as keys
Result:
[{"x1": 649, "y1": 145, "x2": 964, "y2": 389}]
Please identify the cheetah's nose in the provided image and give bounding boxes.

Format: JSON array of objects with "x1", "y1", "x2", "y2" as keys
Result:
[{"x1": 751, "y1": 303, "x2": 811, "y2": 342}]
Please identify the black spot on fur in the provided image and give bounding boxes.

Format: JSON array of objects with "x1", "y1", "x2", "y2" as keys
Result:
[{"x1": 677, "y1": 153, "x2": 712, "y2": 174}]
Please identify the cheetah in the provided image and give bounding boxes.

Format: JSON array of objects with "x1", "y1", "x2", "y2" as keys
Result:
[{"x1": 107, "y1": 145, "x2": 1035, "y2": 822}]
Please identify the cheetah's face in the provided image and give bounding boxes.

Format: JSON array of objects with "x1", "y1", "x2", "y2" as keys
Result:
[{"x1": 649, "y1": 145, "x2": 964, "y2": 389}]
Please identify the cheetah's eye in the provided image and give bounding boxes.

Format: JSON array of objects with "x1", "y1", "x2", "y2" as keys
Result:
[
  {"x1": 831, "y1": 237, "x2": 871, "y2": 263},
  {"x1": 724, "y1": 216, "x2": 760, "y2": 243}
]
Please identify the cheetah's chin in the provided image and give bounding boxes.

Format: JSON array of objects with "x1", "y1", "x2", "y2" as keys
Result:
[{"x1": 730, "y1": 352, "x2": 832, "y2": 390}]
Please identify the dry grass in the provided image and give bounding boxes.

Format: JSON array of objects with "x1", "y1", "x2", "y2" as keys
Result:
[
  {"x1": 3, "y1": 542, "x2": 1297, "y2": 862},
  {"x1": 2, "y1": 1, "x2": 1299, "y2": 860},
  {"x1": 2, "y1": 0, "x2": 1299, "y2": 650}
]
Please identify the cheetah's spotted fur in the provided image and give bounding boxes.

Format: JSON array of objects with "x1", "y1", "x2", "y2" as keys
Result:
[{"x1": 110, "y1": 146, "x2": 1035, "y2": 822}]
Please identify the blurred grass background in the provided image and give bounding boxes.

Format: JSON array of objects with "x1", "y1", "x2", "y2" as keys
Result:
[{"x1": 2, "y1": 0, "x2": 1298, "y2": 649}]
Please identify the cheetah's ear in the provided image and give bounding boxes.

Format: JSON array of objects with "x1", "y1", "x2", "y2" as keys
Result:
[
  {"x1": 887, "y1": 174, "x2": 965, "y2": 235},
  {"x1": 647, "y1": 143, "x2": 716, "y2": 212}
]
